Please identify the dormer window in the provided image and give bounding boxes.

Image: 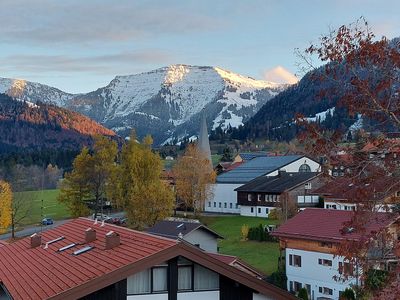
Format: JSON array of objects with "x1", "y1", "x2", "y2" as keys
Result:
[{"x1": 299, "y1": 163, "x2": 311, "y2": 172}]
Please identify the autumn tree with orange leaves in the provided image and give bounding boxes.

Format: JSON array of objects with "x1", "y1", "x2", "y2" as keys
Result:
[
  {"x1": 173, "y1": 143, "x2": 216, "y2": 215},
  {"x1": 0, "y1": 180, "x2": 12, "y2": 234},
  {"x1": 296, "y1": 18, "x2": 400, "y2": 298}
]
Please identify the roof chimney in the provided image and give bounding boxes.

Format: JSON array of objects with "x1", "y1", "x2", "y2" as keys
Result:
[
  {"x1": 85, "y1": 227, "x2": 96, "y2": 243},
  {"x1": 105, "y1": 231, "x2": 120, "y2": 250},
  {"x1": 30, "y1": 233, "x2": 41, "y2": 248}
]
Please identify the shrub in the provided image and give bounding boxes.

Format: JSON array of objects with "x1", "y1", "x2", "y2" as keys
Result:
[
  {"x1": 365, "y1": 269, "x2": 388, "y2": 291},
  {"x1": 339, "y1": 288, "x2": 355, "y2": 300},
  {"x1": 241, "y1": 224, "x2": 249, "y2": 241},
  {"x1": 267, "y1": 270, "x2": 287, "y2": 289},
  {"x1": 268, "y1": 208, "x2": 278, "y2": 220},
  {"x1": 297, "y1": 287, "x2": 309, "y2": 300}
]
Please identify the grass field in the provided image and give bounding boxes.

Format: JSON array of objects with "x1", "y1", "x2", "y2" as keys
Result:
[
  {"x1": 14, "y1": 189, "x2": 70, "y2": 226},
  {"x1": 200, "y1": 215, "x2": 280, "y2": 275}
]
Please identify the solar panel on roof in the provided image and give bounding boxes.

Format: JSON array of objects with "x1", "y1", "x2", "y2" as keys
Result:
[
  {"x1": 47, "y1": 236, "x2": 65, "y2": 245},
  {"x1": 57, "y1": 243, "x2": 76, "y2": 252},
  {"x1": 73, "y1": 245, "x2": 94, "y2": 256}
]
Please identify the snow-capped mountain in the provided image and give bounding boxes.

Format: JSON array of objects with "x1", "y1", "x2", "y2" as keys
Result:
[
  {"x1": 0, "y1": 78, "x2": 74, "y2": 106},
  {"x1": 0, "y1": 65, "x2": 288, "y2": 145},
  {"x1": 69, "y1": 65, "x2": 287, "y2": 144}
]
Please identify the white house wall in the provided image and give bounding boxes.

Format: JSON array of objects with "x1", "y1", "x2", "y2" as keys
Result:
[
  {"x1": 177, "y1": 291, "x2": 219, "y2": 300},
  {"x1": 205, "y1": 183, "x2": 241, "y2": 214},
  {"x1": 184, "y1": 229, "x2": 218, "y2": 253},
  {"x1": 128, "y1": 294, "x2": 168, "y2": 300},
  {"x1": 253, "y1": 292, "x2": 274, "y2": 300},
  {"x1": 266, "y1": 157, "x2": 321, "y2": 176},
  {"x1": 286, "y1": 248, "x2": 358, "y2": 300},
  {"x1": 240, "y1": 206, "x2": 275, "y2": 218}
]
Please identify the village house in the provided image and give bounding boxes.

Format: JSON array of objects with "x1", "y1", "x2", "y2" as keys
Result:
[
  {"x1": 146, "y1": 218, "x2": 223, "y2": 253},
  {"x1": 311, "y1": 176, "x2": 400, "y2": 211},
  {"x1": 205, "y1": 155, "x2": 321, "y2": 214},
  {"x1": 235, "y1": 172, "x2": 323, "y2": 218},
  {"x1": 0, "y1": 218, "x2": 295, "y2": 300},
  {"x1": 271, "y1": 208, "x2": 400, "y2": 300},
  {"x1": 233, "y1": 152, "x2": 269, "y2": 163}
]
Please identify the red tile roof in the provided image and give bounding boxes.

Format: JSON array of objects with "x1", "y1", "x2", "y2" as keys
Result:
[
  {"x1": 207, "y1": 253, "x2": 237, "y2": 265},
  {"x1": 272, "y1": 208, "x2": 398, "y2": 243},
  {"x1": 311, "y1": 176, "x2": 400, "y2": 203},
  {"x1": 0, "y1": 218, "x2": 296, "y2": 300},
  {"x1": 0, "y1": 218, "x2": 177, "y2": 300}
]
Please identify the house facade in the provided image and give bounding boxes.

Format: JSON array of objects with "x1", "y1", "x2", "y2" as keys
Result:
[
  {"x1": 235, "y1": 172, "x2": 323, "y2": 218},
  {"x1": 311, "y1": 176, "x2": 400, "y2": 212},
  {"x1": 0, "y1": 218, "x2": 295, "y2": 300},
  {"x1": 272, "y1": 209, "x2": 399, "y2": 300},
  {"x1": 146, "y1": 218, "x2": 223, "y2": 253},
  {"x1": 205, "y1": 155, "x2": 321, "y2": 214}
]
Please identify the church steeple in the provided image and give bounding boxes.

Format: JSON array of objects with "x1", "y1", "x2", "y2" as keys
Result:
[{"x1": 198, "y1": 109, "x2": 212, "y2": 166}]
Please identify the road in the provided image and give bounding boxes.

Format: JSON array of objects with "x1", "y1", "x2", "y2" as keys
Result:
[{"x1": 0, "y1": 212, "x2": 125, "y2": 240}]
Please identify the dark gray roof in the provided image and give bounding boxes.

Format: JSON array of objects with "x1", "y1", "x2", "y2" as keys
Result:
[
  {"x1": 235, "y1": 172, "x2": 320, "y2": 193},
  {"x1": 217, "y1": 155, "x2": 304, "y2": 183},
  {"x1": 146, "y1": 220, "x2": 224, "y2": 239},
  {"x1": 239, "y1": 152, "x2": 268, "y2": 161}
]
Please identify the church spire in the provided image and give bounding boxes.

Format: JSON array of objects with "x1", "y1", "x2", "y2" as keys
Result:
[{"x1": 198, "y1": 109, "x2": 212, "y2": 166}]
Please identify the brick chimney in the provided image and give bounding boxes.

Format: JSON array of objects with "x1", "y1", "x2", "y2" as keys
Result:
[
  {"x1": 105, "y1": 231, "x2": 120, "y2": 250},
  {"x1": 30, "y1": 233, "x2": 41, "y2": 248},
  {"x1": 85, "y1": 227, "x2": 96, "y2": 243}
]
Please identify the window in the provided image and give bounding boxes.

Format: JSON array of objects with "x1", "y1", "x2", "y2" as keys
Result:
[
  {"x1": 304, "y1": 182, "x2": 312, "y2": 190},
  {"x1": 294, "y1": 282, "x2": 302, "y2": 292},
  {"x1": 289, "y1": 254, "x2": 301, "y2": 267},
  {"x1": 290, "y1": 281, "x2": 302, "y2": 293},
  {"x1": 208, "y1": 202, "x2": 211, "y2": 207},
  {"x1": 299, "y1": 163, "x2": 311, "y2": 172},
  {"x1": 152, "y1": 267, "x2": 167, "y2": 292},
  {"x1": 213, "y1": 202, "x2": 216, "y2": 207},
  {"x1": 305, "y1": 284, "x2": 311, "y2": 298},
  {"x1": 194, "y1": 265, "x2": 219, "y2": 290},
  {"x1": 250, "y1": 207, "x2": 254, "y2": 213},
  {"x1": 229, "y1": 203, "x2": 233, "y2": 209},
  {"x1": 176, "y1": 258, "x2": 219, "y2": 292},
  {"x1": 319, "y1": 287, "x2": 333, "y2": 295},
  {"x1": 318, "y1": 259, "x2": 332, "y2": 267},
  {"x1": 235, "y1": 204, "x2": 239, "y2": 209},
  {"x1": 178, "y1": 266, "x2": 192, "y2": 290},
  {"x1": 247, "y1": 194, "x2": 252, "y2": 201},
  {"x1": 218, "y1": 202, "x2": 221, "y2": 208},
  {"x1": 265, "y1": 208, "x2": 269, "y2": 214},
  {"x1": 127, "y1": 266, "x2": 168, "y2": 295},
  {"x1": 339, "y1": 262, "x2": 354, "y2": 276},
  {"x1": 224, "y1": 202, "x2": 227, "y2": 208},
  {"x1": 257, "y1": 194, "x2": 262, "y2": 202},
  {"x1": 127, "y1": 269, "x2": 151, "y2": 294},
  {"x1": 258, "y1": 207, "x2": 261, "y2": 214}
]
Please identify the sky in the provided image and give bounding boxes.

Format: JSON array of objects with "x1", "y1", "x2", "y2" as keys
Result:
[{"x1": 1, "y1": 0, "x2": 399, "y2": 93}]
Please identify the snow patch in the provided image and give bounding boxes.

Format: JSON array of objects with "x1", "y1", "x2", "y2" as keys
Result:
[{"x1": 305, "y1": 107, "x2": 335, "y2": 122}]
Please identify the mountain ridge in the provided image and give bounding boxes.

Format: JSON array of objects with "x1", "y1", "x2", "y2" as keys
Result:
[{"x1": 0, "y1": 64, "x2": 288, "y2": 145}]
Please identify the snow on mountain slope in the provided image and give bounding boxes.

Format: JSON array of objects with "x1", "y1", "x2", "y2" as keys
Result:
[
  {"x1": 0, "y1": 78, "x2": 74, "y2": 106},
  {"x1": 0, "y1": 65, "x2": 289, "y2": 145},
  {"x1": 68, "y1": 65, "x2": 287, "y2": 144}
]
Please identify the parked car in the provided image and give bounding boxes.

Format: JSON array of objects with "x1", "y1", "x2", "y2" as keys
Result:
[
  {"x1": 42, "y1": 218, "x2": 54, "y2": 225},
  {"x1": 91, "y1": 213, "x2": 110, "y2": 221}
]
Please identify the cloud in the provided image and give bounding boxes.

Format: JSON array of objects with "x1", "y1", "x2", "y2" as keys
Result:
[
  {"x1": 0, "y1": 0, "x2": 224, "y2": 46},
  {"x1": 0, "y1": 50, "x2": 173, "y2": 74},
  {"x1": 262, "y1": 66, "x2": 299, "y2": 84}
]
